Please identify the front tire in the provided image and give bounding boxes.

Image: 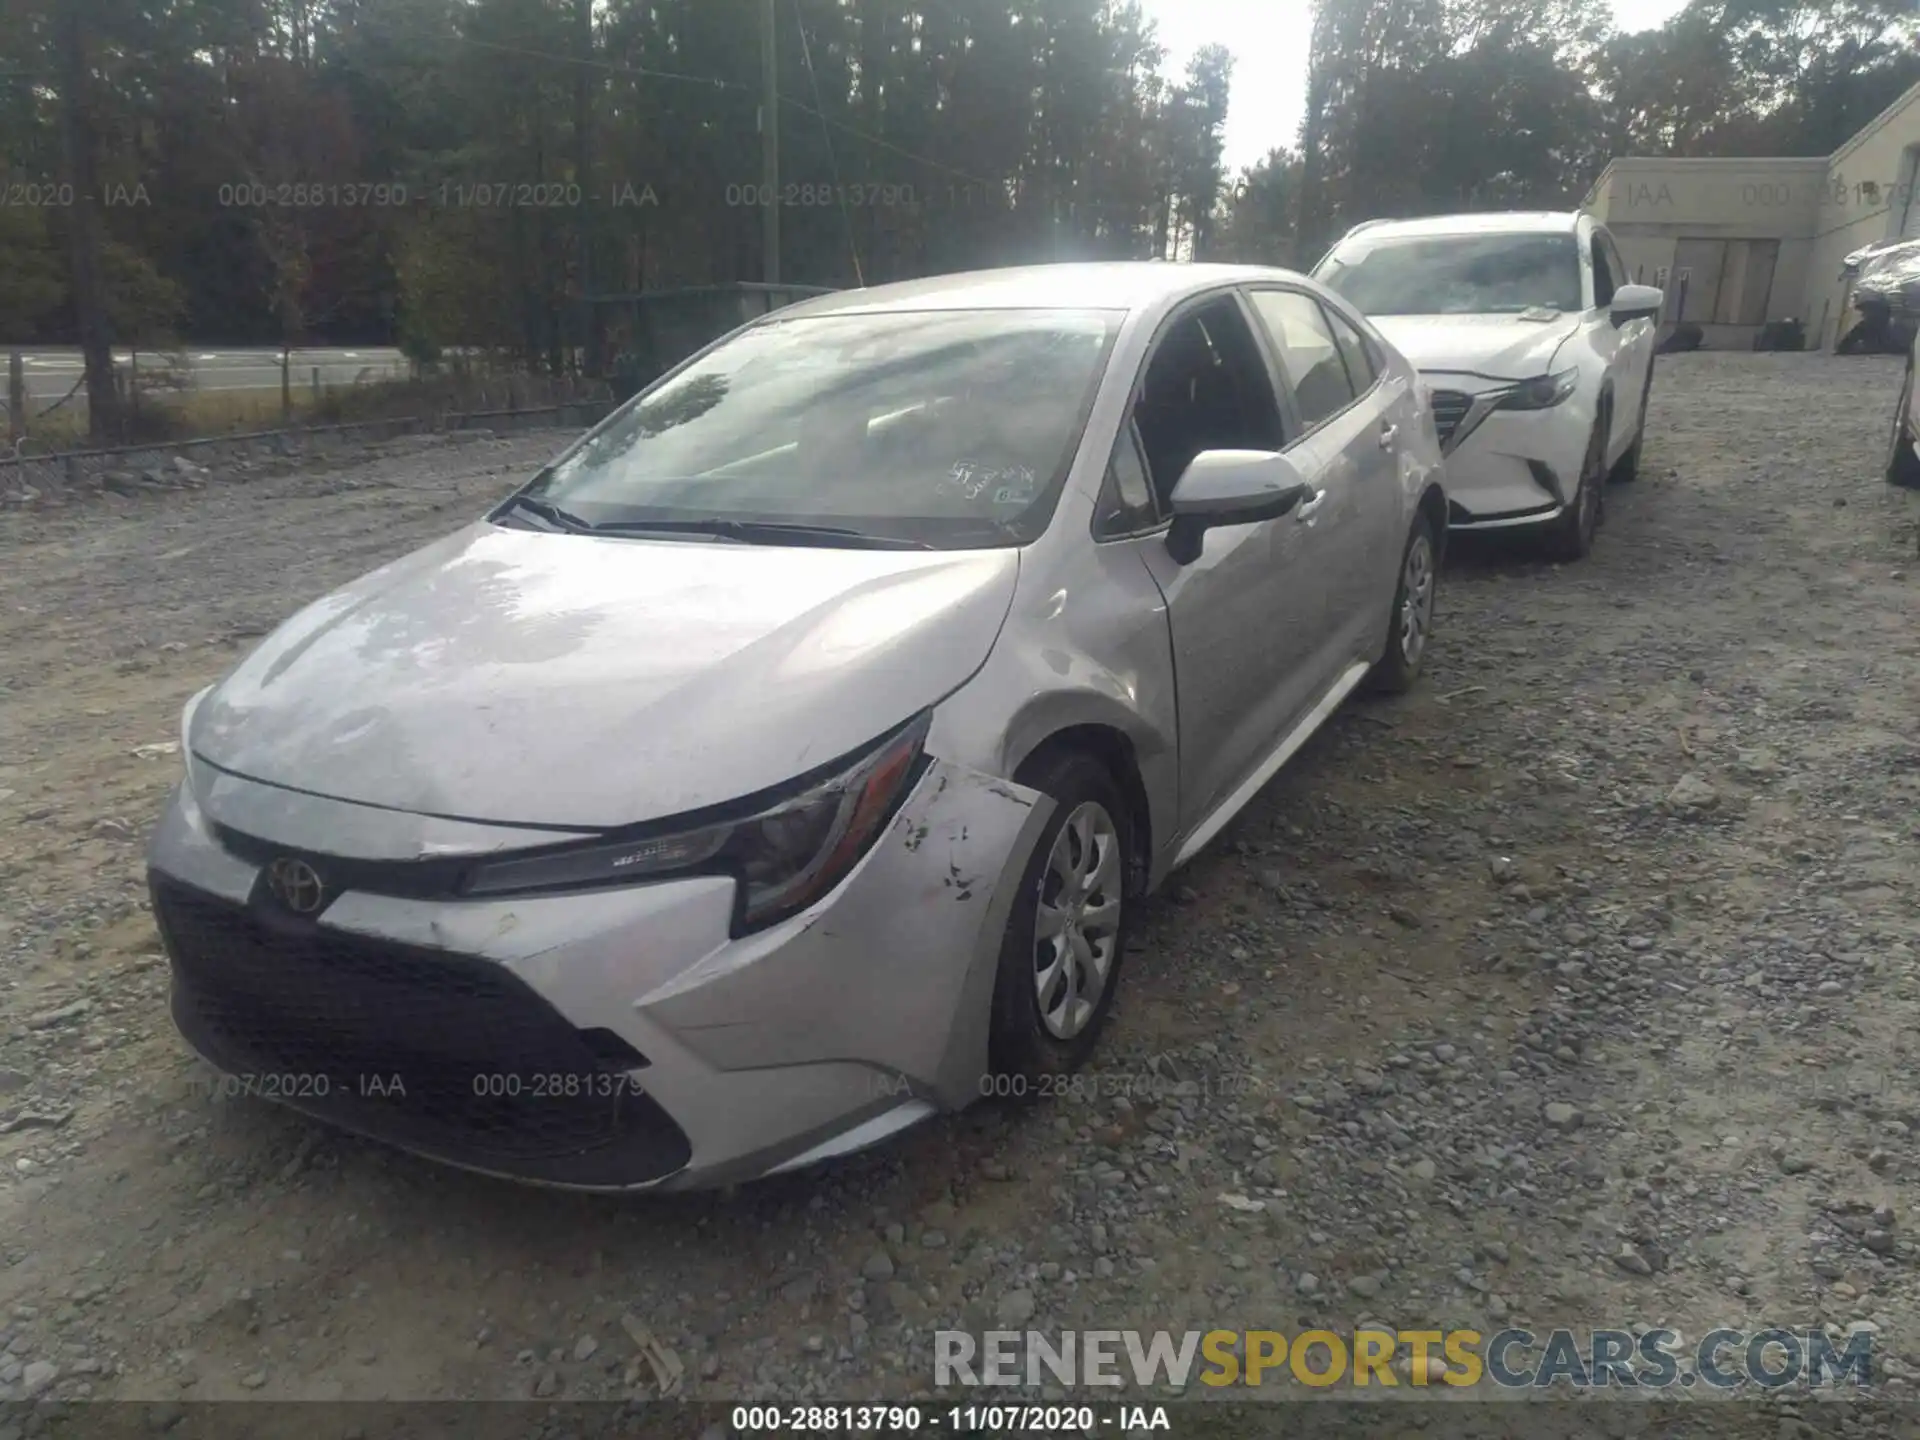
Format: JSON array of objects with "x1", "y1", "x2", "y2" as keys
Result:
[
  {"x1": 1365, "y1": 510, "x2": 1438, "y2": 695},
  {"x1": 1548, "y1": 416, "x2": 1606, "y2": 562},
  {"x1": 1888, "y1": 360, "x2": 1920, "y2": 489},
  {"x1": 987, "y1": 750, "x2": 1132, "y2": 1085}
]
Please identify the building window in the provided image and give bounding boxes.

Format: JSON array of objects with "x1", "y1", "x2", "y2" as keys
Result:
[{"x1": 1668, "y1": 238, "x2": 1779, "y2": 326}]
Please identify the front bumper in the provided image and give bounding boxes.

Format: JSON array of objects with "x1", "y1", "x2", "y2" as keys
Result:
[
  {"x1": 1426, "y1": 384, "x2": 1595, "y2": 528},
  {"x1": 145, "y1": 758, "x2": 1050, "y2": 1191}
]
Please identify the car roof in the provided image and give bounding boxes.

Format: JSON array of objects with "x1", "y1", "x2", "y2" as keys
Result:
[
  {"x1": 770, "y1": 262, "x2": 1317, "y2": 318},
  {"x1": 1338, "y1": 211, "x2": 1585, "y2": 243}
]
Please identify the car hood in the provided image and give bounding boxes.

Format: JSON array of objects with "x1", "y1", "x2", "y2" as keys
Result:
[
  {"x1": 191, "y1": 523, "x2": 1019, "y2": 830},
  {"x1": 1368, "y1": 313, "x2": 1578, "y2": 382}
]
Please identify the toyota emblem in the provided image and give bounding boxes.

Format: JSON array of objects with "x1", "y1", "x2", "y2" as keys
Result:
[{"x1": 265, "y1": 857, "x2": 327, "y2": 916}]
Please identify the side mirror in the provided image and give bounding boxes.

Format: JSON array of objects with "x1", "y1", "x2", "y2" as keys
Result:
[
  {"x1": 1610, "y1": 283, "x2": 1663, "y2": 325},
  {"x1": 1165, "y1": 449, "x2": 1313, "y2": 565}
]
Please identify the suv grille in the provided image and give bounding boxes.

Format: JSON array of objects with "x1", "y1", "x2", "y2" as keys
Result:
[
  {"x1": 152, "y1": 877, "x2": 690, "y2": 1187},
  {"x1": 1428, "y1": 389, "x2": 1473, "y2": 448}
]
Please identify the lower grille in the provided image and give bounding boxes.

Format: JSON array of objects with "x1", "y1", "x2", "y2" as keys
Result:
[
  {"x1": 152, "y1": 876, "x2": 690, "y2": 1187},
  {"x1": 1428, "y1": 389, "x2": 1473, "y2": 449}
]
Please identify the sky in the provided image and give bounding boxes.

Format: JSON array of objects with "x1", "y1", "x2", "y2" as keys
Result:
[{"x1": 1140, "y1": 0, "x2": 1697, "y2": 174}]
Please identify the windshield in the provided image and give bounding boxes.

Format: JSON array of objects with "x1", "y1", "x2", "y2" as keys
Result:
[
  {"x1": 519, "y1": 307, "x2": 1122, "y2": 548},
  {"x1": 1315, "y1": 233, "x2": 1583, "y2": 316}
]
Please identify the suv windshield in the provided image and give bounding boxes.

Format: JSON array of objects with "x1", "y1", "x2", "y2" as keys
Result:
[
  {"x1": 1316, "y1": 232, "x2": 1583, "y2": 316},
  {"x1": 518, "y1": 307, "x2": 1121, "y2": 548}
]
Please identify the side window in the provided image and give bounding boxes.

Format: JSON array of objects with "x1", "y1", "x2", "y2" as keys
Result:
[
  {"x1": 1321, "y1": 303, "x2": 1378, "y2": 394},
  {"x1": 1131, "y1": 297, "x2": 1286, "y2": 508},
  {"x1": 1604, "y1": 233, "x2": 1632, "y2": 291},
  {"x1": 1590, "y1": 233, "x2": 1617, "y2": 308},
  {"x1": 1247, "y1": 289, "x2": 1359, "y2": 431},
  {"x1": 1094, "y1": 420, "x2": 1161, "y2": 538}
]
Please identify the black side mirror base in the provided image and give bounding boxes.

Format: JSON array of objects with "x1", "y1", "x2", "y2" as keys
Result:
[
  {"x1": 1166, "y1": 514, "x2": 1207, "y2": 565},
  {"x1": 1165, "y1": 483, "x2": 1312, "y2": 565}
]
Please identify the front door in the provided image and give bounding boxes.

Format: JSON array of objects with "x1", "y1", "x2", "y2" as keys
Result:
[
  {"x1": 1127, "y1": 293, "x2": 1330, "y2": 831},
  {"x1": 1584, "y1": 227, "x2": 1654, "y2": 464}
]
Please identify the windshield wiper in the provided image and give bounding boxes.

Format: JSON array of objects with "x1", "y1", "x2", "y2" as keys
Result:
[
  {"x1": 493, "y1": 492, "x2": 594, "y2": 533},
  {"x1": 585, "y1": 518, "x2": 935, "y2": 550}
]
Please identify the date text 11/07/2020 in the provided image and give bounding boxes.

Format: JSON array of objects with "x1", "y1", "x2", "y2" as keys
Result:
[
  {"x1": 723, "y1": 182, "x2": 1003, "y2": 210},
  {"x1": 209, "y1": 181, "x2": 663, "y2": 209}
]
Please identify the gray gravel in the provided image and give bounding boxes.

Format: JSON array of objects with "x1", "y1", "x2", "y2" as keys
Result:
[{"x1": 0, "y1": 354, "x2": 1916, "y2": 1414}]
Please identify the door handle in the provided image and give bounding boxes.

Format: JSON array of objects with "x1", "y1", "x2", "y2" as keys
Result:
[
  {"x1": 1295, "y1": 487, "x2": 1327, "y2": 521},
  {"x1": 1378, "y1": 422, "x2": 1397, "y2": 449}
]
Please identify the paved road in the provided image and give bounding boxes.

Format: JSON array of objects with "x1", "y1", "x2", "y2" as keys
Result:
[{"x1": 7, "y1": 347, "x2": 408, "y2": 407}]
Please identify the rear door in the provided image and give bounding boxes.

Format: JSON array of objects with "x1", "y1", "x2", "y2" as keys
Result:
[{"x1": 1242, "y1": 286, "x2": 1403, "y2": 670}]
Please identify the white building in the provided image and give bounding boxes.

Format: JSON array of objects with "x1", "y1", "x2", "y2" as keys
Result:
[{"x1": 1583, "y1": 80, "x2": 1920, "y2": 349}]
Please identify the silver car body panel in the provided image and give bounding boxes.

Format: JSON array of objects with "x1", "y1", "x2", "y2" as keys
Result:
[
  {"x1": 151, "y1": 754, "x2": 1050, "y2": 1191},
  {"x1": 149, "y1": 261, "x2": 1445, "y2": 1189},
  {"x1": 190, "y1": 525, "x2": 1020, "y2": 829},
  {"x1": 1173, "y1": 658, "x2": 1372, "y2": 868}
]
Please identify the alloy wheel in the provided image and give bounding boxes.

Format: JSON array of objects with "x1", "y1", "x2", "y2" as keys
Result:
[
  {"x1": 1399, "y1": 532, "x2": 1434, "y2": 667},
  {"x1": 1033, "y1": 801, "x2": 1122, "y2": 1041},
  {"x1": 1576, "y1": 425, "x2": 1605, "y2": 545}
]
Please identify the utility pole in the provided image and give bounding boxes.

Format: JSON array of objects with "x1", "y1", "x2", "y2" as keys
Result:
[
  {"x1": 55, "y1": 0, "x2": 117, "y2": 441},
  {"x1": 574, "y1": 0, "x2": 600, "y2": 376},
  {"x1": 761, "y1": 0, "x2": 779, "y2": 283}
]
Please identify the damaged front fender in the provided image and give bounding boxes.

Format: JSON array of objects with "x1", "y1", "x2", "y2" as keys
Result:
[{"x1": 638, "y1": 758, "x2": 1054, "y2": 1110}]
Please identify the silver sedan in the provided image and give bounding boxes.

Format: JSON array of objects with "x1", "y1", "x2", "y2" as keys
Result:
[{"x1": 146, "y1": 262, "x2": 1448, "y2": 1191}]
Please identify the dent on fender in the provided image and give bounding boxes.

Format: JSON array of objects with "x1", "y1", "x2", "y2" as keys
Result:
[{"x1": 635, "y1": 757, "x2": 1048, "y2": 1091}]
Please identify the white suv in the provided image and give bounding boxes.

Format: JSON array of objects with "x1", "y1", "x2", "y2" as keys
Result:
[{"x1": 1313, "y1": 212, "x2": 1661, "y2": 560}]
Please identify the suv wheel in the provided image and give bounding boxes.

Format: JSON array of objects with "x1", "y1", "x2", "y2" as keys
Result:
[{"x1": 1548, "y1": 418, "x2": 1606, "y2": 562}]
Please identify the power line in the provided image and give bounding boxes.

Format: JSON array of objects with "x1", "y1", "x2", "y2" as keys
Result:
[
  {"x1": 452, "y1": 34, "x2": 746, "y2": 92},
  {"x1": 781, "y1": 91, "x2": 1006, "y2": 193}
]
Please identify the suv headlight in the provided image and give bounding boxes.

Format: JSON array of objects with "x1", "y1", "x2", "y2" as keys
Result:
[
  {"x1": 462, "y1": 711, "x2": 932, "y2": 933},
  {"x1": 1494, "y1": 369, "x2": 1578, "y2": 411}
]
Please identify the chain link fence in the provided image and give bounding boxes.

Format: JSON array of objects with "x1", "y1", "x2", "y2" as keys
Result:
[{"x1": 0, "y1": 395, "x2": 614, "y2": 510}]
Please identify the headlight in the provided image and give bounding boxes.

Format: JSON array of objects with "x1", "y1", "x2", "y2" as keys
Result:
[
  {"x1": 177, "y1": 685, "x2": 214, "y2": 822},
  {"x1": 1493, "y1": 369, "x2": 1578, "y2": 411},
  {"x1": 180, "y1": 684, "x2": 212, "y2": 759},
  {"x1": 462, "y1": 711, "x2": 931, "y2": 933}
]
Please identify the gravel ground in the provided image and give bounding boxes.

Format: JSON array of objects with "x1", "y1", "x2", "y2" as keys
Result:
[{"x1": 0, "y1": 354, "x2": 1918, "y2": 1429}]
